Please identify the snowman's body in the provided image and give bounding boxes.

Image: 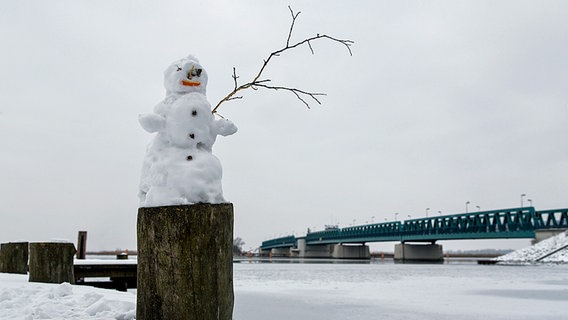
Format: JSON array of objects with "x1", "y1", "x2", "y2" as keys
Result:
[
  {"x1": 141, "y1": 146, "x2": 224, "y2": 206},
  {"x1": 139, "y1": 56, "x2": 237, "y2": 207}
]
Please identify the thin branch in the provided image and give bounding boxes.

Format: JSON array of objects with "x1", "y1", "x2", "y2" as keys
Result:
[
  {"x1": 232, "y1": 67, "x2": 239, "y2": 91},
  {"x1": 253, "y1": 83, "x2": 326, "y2": 109},
  {"x1": 213, "y1": 6, "x2": 353, "y2": 114},
  {"x1": 286, "y1": 6, "x2": 300, "y2": 47},
  {"x1": 307, "y1": 40, "x2": 314, "y2": 54}
]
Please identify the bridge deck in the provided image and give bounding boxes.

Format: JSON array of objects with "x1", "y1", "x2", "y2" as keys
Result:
[{"x1": 260, "y1": 207, "x2": 568, "y2": 250}]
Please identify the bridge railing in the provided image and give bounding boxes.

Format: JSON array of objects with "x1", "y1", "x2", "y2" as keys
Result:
[
  {"x1": 401, "y1": 207, "x2": 536, "y2": 241},
  {"x1": 534, "y1": 208, "x2": 568, "y2": 229},
  {"x1": 260, "y1": 235, "x2": 296, "y2": 249},
  {"x1": 305, "y1": 228, "x2": 342, "y2": 243},
  {"x1": 341, "y1": 222, "x2": 401, "y2": 239},
  {"x1": 306, "y1": 222, "x2": 402, "y2": 244}
]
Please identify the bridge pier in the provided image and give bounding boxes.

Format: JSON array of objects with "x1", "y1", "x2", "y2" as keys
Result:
[
  {"x1": 301, "y1": 244, "x2": 333, "y2": 258},
  {"x1": 332, "y1": 244, "x2": 370, "y2": 259},
  {"x1": 533, "y1": 229, "x2": 567, "y2": 244},
  {"x1": 270, "y1": 247, "x2": 292, "y2": 257},
  {"x1": 394, "y1": 243, "x2": 443, "y2": 262},
  {"x1": 296, "y1": 238, "x2": 332, "y2": 258},
  {"x1": 294, "y1": 238, "x2": 369, "y2": 259}
]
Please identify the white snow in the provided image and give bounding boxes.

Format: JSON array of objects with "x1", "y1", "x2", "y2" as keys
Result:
[
  {"x1": 74, "y1": 258, "x2": 136, "y2": 265},
  {"x1": 496, "y1": 231, "x2": 568, "y2": 263},
  {"x1": 138, "y1": 55, "x2": 237, "y2": 207},
  {"x1": 1, "y1": 261, "x2": 566, "y2": 320},
  {"x1": 0, "y1": 273, "x2": 135, "y2": 320}
]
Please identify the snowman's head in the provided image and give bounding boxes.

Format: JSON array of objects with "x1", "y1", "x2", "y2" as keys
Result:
[{"x1": 163, "y1": 55, "x2": 208, "y2": 95}]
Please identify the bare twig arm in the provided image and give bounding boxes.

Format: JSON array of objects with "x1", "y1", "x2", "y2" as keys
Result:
[{"x1": 212, "y1": 6, "x2": 353, "y2": 114}]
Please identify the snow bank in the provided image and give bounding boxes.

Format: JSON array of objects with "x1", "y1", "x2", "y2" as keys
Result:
[
  {"x1": 495, "y1": 231, "x2": 568, "y2": 263},
  {"x1": 0, "y1": 273, "x2": 135, "y2": 320}
]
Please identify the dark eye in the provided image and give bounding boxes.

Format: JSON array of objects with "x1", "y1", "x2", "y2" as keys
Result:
[
  {"x1": 189, "y1": 67, "x2": 202, "y2": 78},
  {"x1": 192, "y1": 110, "x2": 197, "y2": 116}
]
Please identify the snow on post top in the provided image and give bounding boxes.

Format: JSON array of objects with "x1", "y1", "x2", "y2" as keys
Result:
[{"x1": 138, "y1": 55, "x2": 237, "y2": 208}]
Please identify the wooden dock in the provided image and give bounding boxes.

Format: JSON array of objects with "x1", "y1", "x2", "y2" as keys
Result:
[{"x1": 74, "y1": 262, "x2": 137, "y2": 291}]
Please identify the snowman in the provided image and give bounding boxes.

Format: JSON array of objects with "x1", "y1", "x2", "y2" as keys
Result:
[{"x1": 138, "y1": 55, "x2": 237, "y2": 207}]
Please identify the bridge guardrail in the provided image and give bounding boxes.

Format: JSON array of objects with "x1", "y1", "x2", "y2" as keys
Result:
[
  {"x1": 534, "y1": 208, "x2": 568, "y2": 229},
  {"x1": 260, "y1": 235, "x2": 296, "y2": 250},
  {"x1": 401, "y1": 207, "x2": 536, "y2": 241},
  {"x1": 306, "y1": 222, "x2": 402, "y2": 244}
]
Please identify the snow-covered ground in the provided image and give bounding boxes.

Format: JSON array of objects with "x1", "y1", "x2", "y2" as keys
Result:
[
  {"x1": 496, "y1": 231, "x2": 568, "y2": 263},
  {"x1": 0, "y1": 273, "x2": 135, "y2": 319},
  {"x1": 1, "y1": 260, "x2": 566, "y2": 319}
]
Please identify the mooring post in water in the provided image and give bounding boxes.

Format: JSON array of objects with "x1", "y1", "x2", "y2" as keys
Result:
[
  {"x1": 137, "y1": 203, "x2": 234, "y2": 320},
  {"x1": 0, "y1": 242, "x2": 29, "y2": 274},
  {"x1": 77, "y1": 231, "x2": 87, "y2": 260},
  {"x1": 28, "y1": 242, "x2": 76, "y2": 284}
]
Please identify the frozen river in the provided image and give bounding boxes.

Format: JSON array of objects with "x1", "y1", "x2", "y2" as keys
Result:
[
  {"x1": 1, "y1": 257, "x2": 565, "y2": 319},
  {"x1": 233, "y1": 258, "x2": 566, "y2": 320}
]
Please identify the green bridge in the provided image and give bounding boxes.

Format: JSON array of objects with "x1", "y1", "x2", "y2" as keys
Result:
[{"x1": 260, "y1": 207, "x2": 568, "y2": 258}]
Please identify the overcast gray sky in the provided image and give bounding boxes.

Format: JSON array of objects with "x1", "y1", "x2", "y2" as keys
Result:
[{"x1": 1, "y1": 1, "x2": 567, "y2": 252}]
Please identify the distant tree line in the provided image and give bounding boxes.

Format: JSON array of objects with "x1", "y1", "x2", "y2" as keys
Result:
[{"x1": 233, "y1": 237, "x2": 245, "y2": 256}]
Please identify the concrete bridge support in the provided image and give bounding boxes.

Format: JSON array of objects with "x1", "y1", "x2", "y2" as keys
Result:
[
  {"x1": 295, "y1": 238, "x2": 332, "y2": 258},
  {"x1": 394, "y1": 243, "x2": 443, "y2": 262},
  {"x1": 533, "y1": 229, "x2": 567, "y2": 244},
  {"x1": 332, "y1": 244, "x2": 370, "y2": 259},
  {"x1": 270, "y1": 247, "x2": 292, "y2": 257},
  {"x1": 302, "y1": 244, "x2": 333, "y2": 258},
  {"x1": 294, "y1": 238, "x2": 369, "y2": 259}
]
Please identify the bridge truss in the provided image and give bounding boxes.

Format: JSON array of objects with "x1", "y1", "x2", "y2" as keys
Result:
[{"x1": 261, "y1": 207, "x2": 568, "y2": 250}]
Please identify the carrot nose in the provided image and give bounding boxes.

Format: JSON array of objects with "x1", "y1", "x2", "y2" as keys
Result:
[{"x1": 181, "y1": 79, "x2": 201, "y2": 87}]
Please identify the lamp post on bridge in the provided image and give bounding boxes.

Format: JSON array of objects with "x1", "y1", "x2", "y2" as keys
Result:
[
  {"x1": 394, "y1": 212, "x2": 399, "y2": 222},
  {"x1": 465, "y1": 201, "x2": 470, "y2": 213},
  {"x1": 476, "y1": 205, "x2": 481, "y2": 212},
  {"x1": 521, "y1": 194, "x2": 526, "y2": 208},
  {"x1": 426, "y1": 208, "x2": 430, "y2": 218},
  {"x1": 438, "y1": 211, "x2": 442, "y2": 216},
  {"x1": 528, "y1": 199, "x2": 533, "y2": 207}
]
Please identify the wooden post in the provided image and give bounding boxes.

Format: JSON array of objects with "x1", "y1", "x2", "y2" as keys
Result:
[
  {"x1": 77, "y1": 231, "x2": 87, "y2": 259},
  {"x1": 28, "y1": 242, "x2": 76, "y2": 284},
  {"x1": 137, "y1": 203, "x2": 234, "y2": 320},
  {"x1": 0, "y1": 242, "x2": 29, "y2": 274}
]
